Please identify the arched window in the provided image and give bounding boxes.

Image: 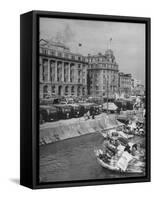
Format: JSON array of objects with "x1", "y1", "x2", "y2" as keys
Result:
[
  {"x1": 43, "y1": 85, "x2": 48, "y2": 98},
  {"x1": 65, "y1": 86, "x2": 68, "y2": 95},
  {"x1": 71, "y1": 86, "x2": 74, "y2": 95},
  {"x1": 77, "y1": 87, "x2": 80, "y2": 96},
  {"x1": 52, "y1": 86, "x2": 55, "y2": 94},
  {"x1": 58, "y1": 85, "x2": 62, "y2": 96},
  {"x1": 82, "y1": 87, "x2": 85, "y2": 95}
]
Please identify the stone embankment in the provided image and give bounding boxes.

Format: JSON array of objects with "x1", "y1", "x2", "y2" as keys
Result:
[{"x1": 40, "y1": 114, "x2": 123, "y2": 145}]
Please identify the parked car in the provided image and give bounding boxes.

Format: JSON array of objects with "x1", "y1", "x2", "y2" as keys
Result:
[
  {"x1": 91, "y1": 104, "x2": 102, "y2": 115},
  {"x1": 54, "y1": 104, "x2": 72, "y2": 119},
  {"x1": 67, "y1": 104, "x2": 81, "y2": 118},
  {"x1": 40, "y1": 105, "x2": 58, "y2": 123},
  {"x1": 78, "y1": 103, "x2": 96, "y2": 116},
  {"x1": 102, "y1": 102, "x2": 118, "y2": 113}
]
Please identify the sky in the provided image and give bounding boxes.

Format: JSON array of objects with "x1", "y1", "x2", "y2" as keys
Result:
[{"x1": 40, "y1": 17, "x2": 145, "y2": 84}]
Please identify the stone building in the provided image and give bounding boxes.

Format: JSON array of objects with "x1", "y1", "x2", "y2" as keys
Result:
[
  {"x1": 87, "y1": 49, "x2": 119, "y2": 98},
  {"x1": 39, "y1": 39, "x2": 88, "y2": 99},
  {"x1": 134, "y1": 84, "x2": 145, "y2": 96},
  {"x1": 118, "y1": 72, "x2": 132, "y2": 96}
]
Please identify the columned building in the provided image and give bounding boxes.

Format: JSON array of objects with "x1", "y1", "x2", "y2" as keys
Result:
[
  {"x1": 118, "y1": 72, "x2": 132, "y2": 96},
  {"x1": 39, "y1": 39, "x2": 88, "y2": 99},
  {"x1": 87, "y1": 49, "x2": 119, "y2": 98}
]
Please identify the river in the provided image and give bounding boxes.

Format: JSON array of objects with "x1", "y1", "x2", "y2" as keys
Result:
[{"x1": 40, "y1": 132, "x2": 144, "y2": 183}]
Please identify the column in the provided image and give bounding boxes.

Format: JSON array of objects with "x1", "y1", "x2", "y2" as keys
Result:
[
  {"x1": 39, "y1": 57, "x2": 42, "y2": 82},
  {"x1": 75, "y1": 63, "x2": 78, "y2": 83},
  {"x1": 69, "y1": 86, "x2": 71, "y2": 96},
  {"x1": 47, "y1": 59, "x2": 50, "y2": 82},
  {"x1": 80, "y1": 86, "x2": 83, "y2": 96},
  {"x1": 55, "y1": 60, "x2": 57, "y2": 82},
  {"x1": 68, "y1": 63, "x2": 70, "y2": 82},
  {"x1": 40, "y1": 64, "x2": 43, "y2": 82},
  {"x1": 75, "y1": 85, "x2": 78, "y2": 96},
  {"x1": 55, "y1": 85, "x2": 58, "y2": 97},
  {"x1": 61, "y1": 61, "x2": 64, "y2": 82}
]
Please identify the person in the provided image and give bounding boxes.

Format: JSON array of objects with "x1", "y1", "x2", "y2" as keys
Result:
[
  {"x1": 131, "y1": 144, "x2": 140, "y2": 158},
  {"x1": 116, "y1": 139, "x2": 125, "y2": 157},
  {"x1": 143, "y1": 108, "x2": 146, "y2": 118},
  {"x1": 66, "y1": 112, "x2": 70, "y2": 119},
  {"x1": 92, "y1": 110, "x2": 95, "y2": 119},
  {"x1": 124, "y1": 144, "x2": 131, "y2": 154},
  {"x1": 87, "y1": 110, "x2": 90, "y2": 119}
]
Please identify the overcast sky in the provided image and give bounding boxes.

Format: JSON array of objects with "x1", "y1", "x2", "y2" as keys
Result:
[{"x1": 40, "y1": 17, "x2": 145, "y2": 84}]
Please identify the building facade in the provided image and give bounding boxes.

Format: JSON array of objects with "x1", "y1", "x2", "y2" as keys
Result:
[
  {"x1": 118, "y1": 72, "x2": 132, "y2": 96},
  {"x1": 39, "y1": 39, "x2": 88, "y2": 99},
  {"x1": 131, "y1": 83, "x2": 145, "y2": 96},
  {"x1": 87, "y1": 49, "x2": 119, "y2": 98}
]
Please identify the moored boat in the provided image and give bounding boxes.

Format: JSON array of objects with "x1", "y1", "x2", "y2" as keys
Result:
[{"x1": 94, "y1": 149, "x2": 144, "y2": 174}]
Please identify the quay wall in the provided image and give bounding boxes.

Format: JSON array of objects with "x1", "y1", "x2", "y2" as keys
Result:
[{"x1": 40, "y1": 114, "x2": 123, "y2": 145}]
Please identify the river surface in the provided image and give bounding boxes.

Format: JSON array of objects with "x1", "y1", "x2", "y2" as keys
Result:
[{"x1": 40, "y1": 132, "x2": 144, "y2": 183}]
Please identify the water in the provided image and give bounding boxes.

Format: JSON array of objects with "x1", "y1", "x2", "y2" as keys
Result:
[{"x1": 40, "y1": 132, "x2": 144, "y2": 183}]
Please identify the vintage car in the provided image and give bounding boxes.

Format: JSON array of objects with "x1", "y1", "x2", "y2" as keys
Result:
[
  {"x1": 91, "y1": 104, "x2": 102, "y2": 115},
  {"x1": 115, "y1": 99, "x2": 134, "y2": 111},
  {"x1": 67, "y1": 104, "x2": 81, "y2": 118},
  {"x1": 102, "y1": 102, "x2": 118, "y2": 113},
  {"x1": 78, "y1": 103, "x2": 98, "y2": 116},
  {"x1": 54, "y1": 104, "x2": 72, "y2": 119},
  {"x1": 39, "y1": 105, "x2": 58, "y2": 123}
]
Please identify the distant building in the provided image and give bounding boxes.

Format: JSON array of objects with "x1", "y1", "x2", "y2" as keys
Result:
[
  {"x1": 133, "y1": 84, "x2": 145, "y2": 96},
  {"x1": 134, "y1": 79, "x2": 141, "y2": 88},
  {"x1": 87, "y1": 49, "x2": 119, "y2": 98},
  {"x1": 39, "y1": 39, "x2": 88, "y2": 99},
  {"x1": 131, "y1": 78, "x2": 135, "y2": 89},
  {"x1": 118, "y1": 72, "x2": 132, "y2": 96}
]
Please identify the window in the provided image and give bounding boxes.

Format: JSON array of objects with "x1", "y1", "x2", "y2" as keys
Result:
[
  {"x1": 82, "y1": 87, "x2": 85, "y2": 95},
  {"x1": 71, "y1": 86, "x2": 74, "y2": 94},
  {"x1": 77, "y1": 87, "x2": 80, "y2": 95},
  {"x1": 42, "y1": 48, "x2": 48, "y2": 55},
  {"x1": 58, "y1": 52, "x2": 62, "y2": 57},
  {"x1": 52, "y1": 86, "x2": 55, "y2": 94},
  {"x1": 96, "y1": 86, "x2": 99, "y2": 90},
  {"x1": 65, "y1": 86, "x2": 68, "y2": 95},
  {"x1": 64, "y1": 53, "x2": 69, "y2": 58},
  {"x1": 71, "y1": 55, "x2": 75, "y2": 60},
  {"x1": 50, "y1": 50, "x2": 55, "y2": 56}
]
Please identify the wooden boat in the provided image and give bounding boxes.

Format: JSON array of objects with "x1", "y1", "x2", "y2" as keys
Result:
[{"x1": 94, "y1": 149, "x2": 144, "y2": 174}]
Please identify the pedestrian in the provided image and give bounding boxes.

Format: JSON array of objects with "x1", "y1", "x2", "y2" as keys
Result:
[{"x1": 87, "y1": 110, "x2": 90, "y2": 119}]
